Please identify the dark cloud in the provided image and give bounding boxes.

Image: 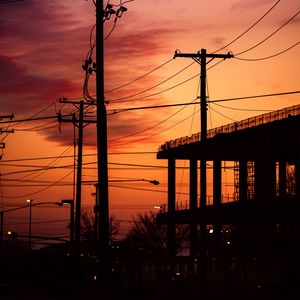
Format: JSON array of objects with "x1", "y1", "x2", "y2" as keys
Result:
[
  {"x1": 210, "y1": 37, "x2": 227, "y2": 48},
  {"x1": 0, "y1": 55, "x2": 78, "y2": 112},
  {"x1": 0, "y1": 1, "x2": 180, "y2": 148}
]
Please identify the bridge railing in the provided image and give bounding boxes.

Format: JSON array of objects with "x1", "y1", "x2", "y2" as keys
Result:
[
  {"x1": 159, "y1": 104, "x2": 300, "y2": 151},
  {"x1": 158, "y1": 193, "x2": 237, "y2": 213}
]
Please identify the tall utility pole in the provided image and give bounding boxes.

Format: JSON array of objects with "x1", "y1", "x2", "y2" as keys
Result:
[
  {"x1": 0, "y1": 114, "x2": 14, "y2": 160},
  {"x1": 174, "y1": 49, "x2": 233, "y2": 294},
  {"x1": 58, "y1": 100, "x2": 96, "y2": 258},
  {"x1": 174, "y1": 49, "x2": 233, "y2": 205},
  {"x1": 96, "y1": 0, "x2": 110, "y2": 272}
]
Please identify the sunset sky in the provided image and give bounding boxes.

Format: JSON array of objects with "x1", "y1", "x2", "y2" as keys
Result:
[{"x1": 0, "y1": 0, "x2": 299, "y2": 245}]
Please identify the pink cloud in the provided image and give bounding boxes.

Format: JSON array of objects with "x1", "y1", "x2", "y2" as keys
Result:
[
  {"x1": 0, "y1": 56, "x2": 78, "y2": 113},
  {"x1": 231, "y1": 0, "x2": 276, "y2": 11},
  {"x1": 0, "y1": 1, "x2": 183, "y2": 148}
]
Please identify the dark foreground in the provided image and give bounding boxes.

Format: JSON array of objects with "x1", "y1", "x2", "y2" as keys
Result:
[{"x1": 1, "y1": 252, "x2": 300, "y2": 300}]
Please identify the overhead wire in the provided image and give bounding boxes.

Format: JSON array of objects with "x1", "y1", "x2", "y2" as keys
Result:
[
  {"x1": 0, "y1": 114, "x2": 72, "y2": 125},
  {"x1": 108, "y1": 73, "x2": 200, "y2": 104},
  {"x1": 107, "y1": 59, "x2": 230, "y2": 106},
  {"x1": 211, "y1": 102, "x2": 274, "y2": 112},
  {"x1": 13, "y1": 120, "x2": 58, "y2": 131},
  {"x1": 0, "y1": 151, "x2": 156, "y2": 164},
  {"x1": 105, "y1": 1, "x2": 281, "y2": 100},
  {"x1": 108, "y1": 61, "x2": 196, "y2": 103},
  {"x1": 105, "y1": 58, "x2": 174, "y2": 94},
  {"x1": 209, "y1": 105, "x2": 237, "y2": 122},
  {"x1": 108, "y1": 90, "x2": 300, "y2": 114},
  {"x1": 3, "y1": 169, "x2": 74, "y2": 199},
  {"x1": 177, "y1": 79, "x2": 200, "y2": 202},
  {"x1": 13, "y1": 144, "x2": 74, "y2": 181},
  {"x1": 213, "y1": 0, "x2": 281, "y2": 53},
  {"x1": 108, "y1": 97, "x2": 199, "y2": 142},
  {"x1": 10, "y1": 99, "x2": 62, "y2": 128},
  {"x1": 235, "y1": 9, "x2": 300, "y2": 56},
  {"x1": 112, "y1": 108, "x2": 200, "y2": 146},
  {"x1": 235, "y1": 40, "x2": 300, "y2": 61}
]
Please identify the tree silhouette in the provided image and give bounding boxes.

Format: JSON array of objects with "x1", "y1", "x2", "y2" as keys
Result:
[{"x1": 124, "y1": 211, "x2": 189, "y2": 257}]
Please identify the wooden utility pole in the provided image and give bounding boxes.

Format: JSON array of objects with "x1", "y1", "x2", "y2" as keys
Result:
[
  {"x1": 174, "y1": 49, "x2": 233, "y2": 205},
  {"x1": 96, "y1": 0, "x2": 110, "y2": 274},
  {"x1": 0, "y1": 114, "x2": 14, "y2": 160},
  {"x1": 174, "y1": 49, "x2": 233, "y2": 294},
  {"x1": 58, "y1": 100, "x2": 96, "y2": 258}
]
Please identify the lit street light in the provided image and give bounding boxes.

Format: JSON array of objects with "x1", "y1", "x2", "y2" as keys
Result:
[
  {"x1": 0, "y1": 200, "x2": 73, "y2": 252},
  {"x1": 26, "y1": 199, "x2": 34, "y2": 252},
  {"x1": 84, "y1": 178, "x2": 160, "y2": 256},
  {"x1": 55, "y1": 199, "x2": 74, "y2": 245}
]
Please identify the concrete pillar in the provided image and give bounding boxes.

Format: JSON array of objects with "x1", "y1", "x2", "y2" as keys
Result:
[
  {"x1": 167, "y1": 158, "x2": 176, "y2": 256},
  {"x1": 254, "y1": 159, "x2": 276, "y2": 255},
  {"x1": 213, "y1": 160, "x2": 222, "y2": 206},
  {"x1": 254, "y1": 159, "x2": 276, "y2": 203},
  {"x1": 200, "y1": 160, "x2": 206, "y2": 207},
  {"x1": 213, "y1": 160, "x2": 222, "y2": 256},
  {"x1": 189, "y1": 159, "x2": 198, "y2": 257}
]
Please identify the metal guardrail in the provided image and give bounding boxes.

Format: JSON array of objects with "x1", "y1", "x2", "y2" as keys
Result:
[
  {"x1": 159, "y1": 104, "x2": 300, "y2": 151},
  {"x1": 159, "y1": 194, "x2": 238, "y2": 213}
]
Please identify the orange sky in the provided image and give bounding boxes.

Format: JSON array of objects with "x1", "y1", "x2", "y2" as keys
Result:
[{"x1": 0, "y1": 0, "x2": 299, "y2": 244}]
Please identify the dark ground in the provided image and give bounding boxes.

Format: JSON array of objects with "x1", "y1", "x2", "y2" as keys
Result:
[{"x1": 1, "y1": 249, "x2": 300, "y2": 300}]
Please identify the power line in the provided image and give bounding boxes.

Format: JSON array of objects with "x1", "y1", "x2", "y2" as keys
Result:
[
  {"x1": 107, "y1": 73, "x2": 200, "y2": 104},
  {"x1": 0, "y1": 151, "x2": 156, "y2": 163},
  {"x1": 11, "y1": 99, "x2": 62, "y2": 128},
  {"x1": 109, "y1": 184, "x2": 167, "y2": 194},
  {"x1": 208, "y1": 90, "x2": 300, "y2": 103},
  {"x1": 108, "y1": 90, "x2": 300, "y2": 113},
  {"x1": 0, "y1": 161, "x2": 169, "y2": 177},
  {"x1": 105, "y1": 0, "x2": 281, "y2": 97},
  {"x1": 235, "y1": 40, "x2": 300, "y2": 61},
  {"x1": 3, "y1": 169, "x2": 74, "y2": 198},
  {"x1": 108, "y1": 61, "x2": 196, "y2": 103},
  {"x1": 213, "y1": 0, "x2": 281, "y2": 53},
  {"x1": 211, "y1": 102, "x2": 274, "y2": 112},
  {"x1": 106, "y1": 59, "x2": 231, "y2": 106},
  {"x1": 105, "y1": 58, "x2": 174, "y2": 94},
  {"x1": 235, "y1": 9, "x2": 300, "y2": 56},
  {"x1": 13, "y1": 120, "x2": 58, "y2": 131},
  {"x1": 112, "y1": 108, "x2": 200, "y2": 146},
  {"x1": 0, "y1": 114, "x2": 72, "y2": 124},
  {"x1": 108, "y1": 97, "x2": 199, "y2": 142},
  {"x1": 209, "y1": 105, "x2": 237, "y2": 122}
]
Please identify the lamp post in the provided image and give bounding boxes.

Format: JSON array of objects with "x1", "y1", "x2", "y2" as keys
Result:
[
  {"x1": 55, "y1": 199, "x2": 74, "y2": 244},
  {"x1": 89, "y1": 178, "x2": 160, "y2": 247},
  {"x1": 0, "y1": 200, "x2": 72, "y2": 252},
  {"x1": 26, "y1": 199, "x2": 34, "y2": 252}
]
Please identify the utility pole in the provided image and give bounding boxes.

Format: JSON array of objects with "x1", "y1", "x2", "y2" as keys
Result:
[
  {"x1": 0, "y1": 114, "x2": 14, "y2": 160},
  {"x1": 174, "y1": 49, "x2": 233, "y2": 295},
  {"x1": 58, "y1": 100, "x2": 96, "y2": 259},
  {"x1": 0, "y1": 212, "x2": 3, "y2": 251},
  {"x1": 0, "y1": 115, "x2": 14, "y2": 249},
  {"x1": 174, "y1": 49, "x2": 233, "y2": 205},
  {"x1": 96, "y1": 0, "x2": 110, "y2": 275}
]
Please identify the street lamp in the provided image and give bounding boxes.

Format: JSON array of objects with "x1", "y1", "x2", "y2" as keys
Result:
[
  {"x1": 55, "y1": 199, "x2": 74, "y2": 245},
  {"x1": 26, "y1": 199, "x2": 34, "y2": 252},
  {"x1": 90, "y1": 178, "x2": 160, "y2": 246},
  {"x1": 0, "y1": 200, "x2": 71, "y2": 252}
]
